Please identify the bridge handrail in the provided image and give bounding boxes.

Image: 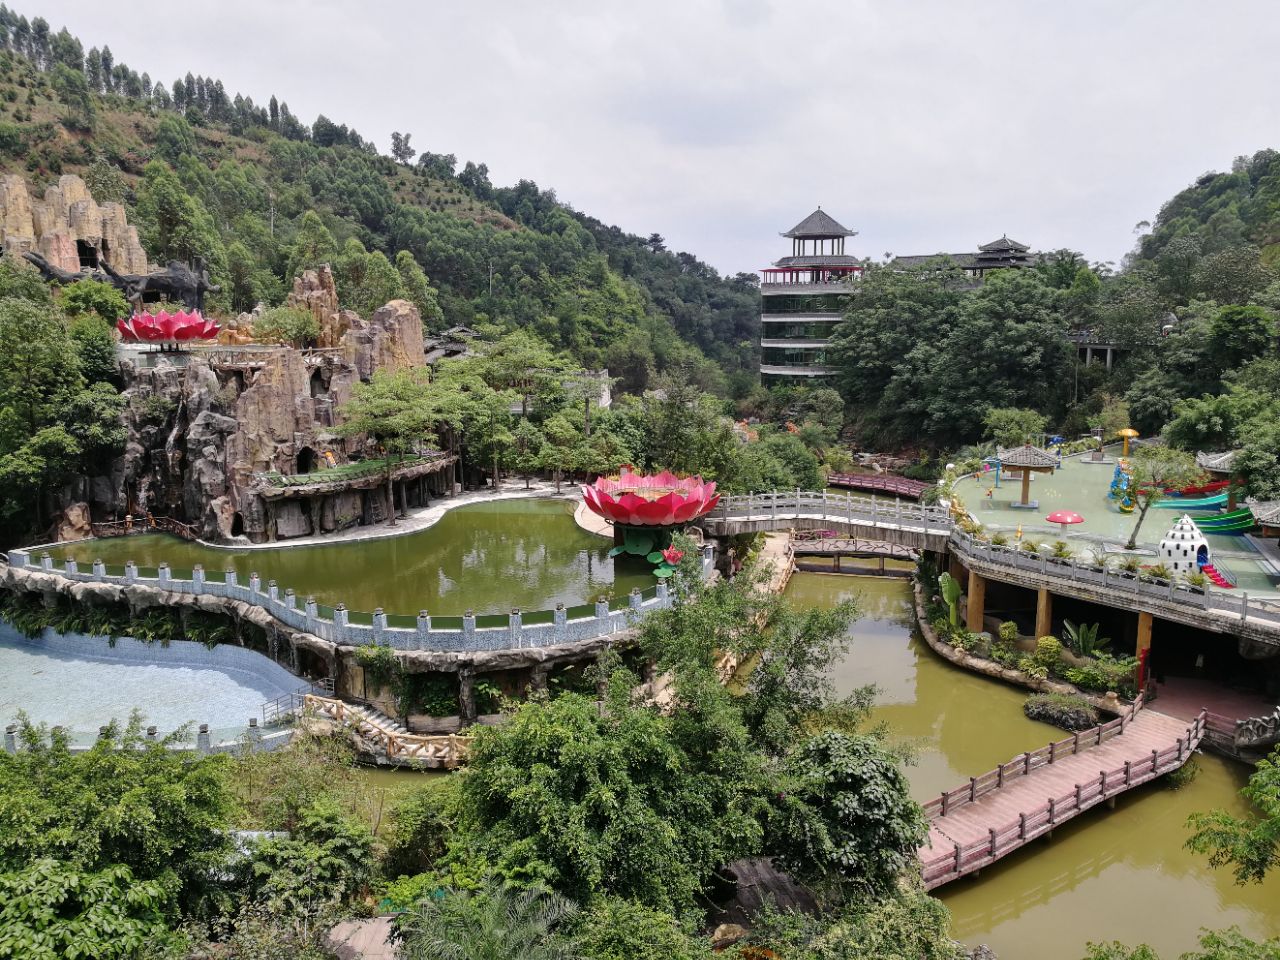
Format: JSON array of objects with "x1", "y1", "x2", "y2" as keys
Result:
[
  {"x1": 921, "y1": 710, "x2": 1207, "y2": 888},
  {"x1": 303, "y1": 694, "x2": 470, "y2": 767},
  {"x1": 709, "y1": 490, "x2": 952, "y2": 529},
  {"x1": 1206, "y1": 706, "x2": 1280, "y2": 748},
  {"x1": 921, "y1": 695, "x2": 1147, "y2": 819},
  {"x1": 826, "y1": 473, "x2": 931, "y2": 498},
  {"x1": 5, "y1": 545, "x2": 717, "y2": 653}
]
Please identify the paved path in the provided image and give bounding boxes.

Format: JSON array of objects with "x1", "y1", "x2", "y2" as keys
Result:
[{"x1": 920, "y1": 705, "x2": 1203, "y2": 889}]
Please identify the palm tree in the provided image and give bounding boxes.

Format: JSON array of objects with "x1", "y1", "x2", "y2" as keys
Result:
[{"x1": 396, "y1": 882, "x2": 582, "y2": 960}]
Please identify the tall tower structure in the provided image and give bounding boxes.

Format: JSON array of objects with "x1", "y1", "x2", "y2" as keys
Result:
[{"x1": 759, "y1": 208, "x2": 861, "y2": 380}]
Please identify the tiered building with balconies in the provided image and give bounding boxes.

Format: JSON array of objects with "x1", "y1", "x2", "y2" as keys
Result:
[{"x1": 759, "y1": 208, "x2": 862, "y2": 379}]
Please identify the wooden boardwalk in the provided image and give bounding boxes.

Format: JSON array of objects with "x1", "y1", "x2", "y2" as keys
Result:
[
  {"x1": 826, "y1": 473, "x2": 931, "y2": 499},
  {"x1": 919, "y1": 698, "x2": 1205, "y2": 889}
]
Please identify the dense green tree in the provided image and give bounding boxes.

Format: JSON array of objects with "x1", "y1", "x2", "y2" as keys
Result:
[
  {"x1": 983, "y1": 407, "x2": 1048, "y2": 448},
  {"x1": 60, "y1": 279, "x2": 130, "y2": 322},
  {"x1": 251, "y1": 305, "x2": 320, "y2": 347},
  {"x1": 335, "y1": 368, "x2": 439, "y2": 525},
  {"x1": 1085, "y1": 927, "x2": 1280, "y2": 960},
  {"x1": 50, "y1": 61, "x2": 93, "y2": 128},
  {"x1": 1186, "y1": 746, "x2": 1280, "y2": 885},
  {"x1": 285, "y1": 210, "x2": 339, "y2": 282},
  {"x1": 1206, "y1": 304, "x2": 1276, "y2": 378},
  {"x1": 574, "y1": 897, "x2": 711, "y2": 960},
  {"x1": 154, "y1": 113, "x2": 197, "y2": 163},
  {"x1": 1123, "y1": 446, "x2": 1202, "y2": 549},
  {"x1": 135, "y1": 160, "x2": 226, "y2": 275},
  {"x1": 395, "y1": 250, "x2": 444, "y2": 331}
]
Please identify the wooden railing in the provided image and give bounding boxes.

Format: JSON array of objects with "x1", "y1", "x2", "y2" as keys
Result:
[
  {"x1": 1204, "y1": 706, "x2": 1280, "y2": 752},
  {"x1": 90, "y1": 516, "x2": 198, "y2": 542},
  {"x1": 303, "y1": 694, "x2": 470, "y2": 768},
  {"x1": 826, "y1": 473, "x2": 931, "y2": 499},
  {"x1": 922, "y1": 696, "x2": 1147, "y2": 819},
  {"x1": 921, "y1": 706, "x2": 1207, "y2": 890}
]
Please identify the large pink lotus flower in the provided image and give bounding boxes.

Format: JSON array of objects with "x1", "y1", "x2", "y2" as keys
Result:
[
  {"x1": 582, "y1": 467, "x2": 720, "y2": 527},
  {"x1": 117, "y1": 310, "x2": 220, "y2": 344}
]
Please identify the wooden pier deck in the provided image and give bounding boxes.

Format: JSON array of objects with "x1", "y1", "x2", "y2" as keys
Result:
[
  {"x1": 792, "y1": 537, "x2": 918, "y2": 561},
  {"x1": 919, "y1": 698, "x2": 1205, "y2": 889}
]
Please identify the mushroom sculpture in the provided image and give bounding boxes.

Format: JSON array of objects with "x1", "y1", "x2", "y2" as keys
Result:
[
  {"x1": 1045, "y1": 510, "x2": 1085, "y2": 535},
  {"x1": 1117, "y1": 427, "x2": 1139, "y2": 457}
]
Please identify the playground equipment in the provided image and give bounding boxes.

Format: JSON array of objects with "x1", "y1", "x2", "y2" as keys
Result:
[
  {"x1": 1195, "y1": 508, "x2": 1255, "y2": 534},
  {"x1": 1108, "y1": 460, "x2": 1132, "y2": 501},
  {"x1": 1156, "y1": 490, "x2": 1229, "y2": 509},
  {"x1": 1117, "y1": 427, "x2": 1139, "y2": 457},
  {"x1": 1158, "y1": 515, "x2": 1237, "y2": 587}
]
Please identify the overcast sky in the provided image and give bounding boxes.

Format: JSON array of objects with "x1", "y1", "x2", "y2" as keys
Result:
[{"x1": 35, "y1": 0, "x2": 1280, "y2": 275}]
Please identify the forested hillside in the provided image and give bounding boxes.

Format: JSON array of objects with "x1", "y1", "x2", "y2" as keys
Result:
[{"x1": 0, "y1": 5, "x2": 758, "y2": 394}]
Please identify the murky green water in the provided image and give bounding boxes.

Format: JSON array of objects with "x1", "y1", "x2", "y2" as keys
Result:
[
  {"x1": 786, "y1": 572, "x2": 1280, "y2": 959},
  {"x1": 49, "y1": 499, "x2": 653, "y2": 617}
]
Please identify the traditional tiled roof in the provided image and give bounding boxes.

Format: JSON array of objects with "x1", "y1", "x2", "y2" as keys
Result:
[
  {"x1": 772, "y1": 254, "x2": 863, "y2": 268},
  {"x1": 996, "y1": 444, "x2": 1059, "y2": 468},
  {"x1": 979, "y1": 235, "x2": 1030, "y2": 252},
  {"x1": 889, "y1": 252, "x2": 979, "y2": 270},
  {"x1": 1248, "y1": 500, "x2": 1280, "y2": 525},
  {"x1": 1196, "y1": 450, "x2": 1237, "y2": 473},
  {"x1": 783, "y1": 208, "x2": 855, "y2": 239}
]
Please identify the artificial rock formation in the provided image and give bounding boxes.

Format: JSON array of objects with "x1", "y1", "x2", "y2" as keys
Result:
[
  {"x1": 0, "y1": 173, "x2": 149, "y2": 275},
  {"x1": 94, "y1": 281, "x2": 428, "y2": 543}
]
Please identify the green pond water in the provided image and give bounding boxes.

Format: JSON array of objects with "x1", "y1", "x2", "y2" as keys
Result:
[
  {"x1": 786, "y1": 572, "x2": 1280, "y2": 960},
  {"x1": 48, "y1": 499, "x2": 653, "y2": 618}
]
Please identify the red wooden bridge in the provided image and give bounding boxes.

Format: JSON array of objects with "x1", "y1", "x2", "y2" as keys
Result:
[
  {"x1": 920, "y1": 698, "x2": 1205, "y2": 890},
  {"x1": 826, "y1": 473, "x2": 931, "y2": 499}
]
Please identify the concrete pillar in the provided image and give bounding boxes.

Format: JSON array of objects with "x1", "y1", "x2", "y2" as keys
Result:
[
  {"x1": 416, "y1": 610, "x2": 431, "y2": 646},
  {"x1": 458, "y1": 667, "x2": 477, "y2": 726},
  {"x1": 1135, "y1": 610, "x2": 1153, "y2": 658},
  {"x1": 192, "y1": 564, "x2": 205, "y2": 592},
  {"x1": 4, "y1": 723, "x2": 17, "y2": 753},
  {"x1": 966, "y1": 568, "x2": 986, "y2": 633},
  {"x1": 1035, "y1": 588, "x2": 1053, "y2": 639},
  {"x1": 1019, "y1": 470, "x2": 1032, "y2": 506},
  {"x1": 196, "y1": 724, "x2": 211, "y2": 754}
]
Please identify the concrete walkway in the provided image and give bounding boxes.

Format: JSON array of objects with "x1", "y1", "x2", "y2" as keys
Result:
[{"x1": 196, "y1": 481, "x2": 572, "y2": 551}]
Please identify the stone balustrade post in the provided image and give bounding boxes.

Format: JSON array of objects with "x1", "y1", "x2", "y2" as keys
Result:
[
  {"x1": 267, "y1": 579, "x2": 279, "y2": 602},
  {"x1": 372, "y1": 608, "x2": 387, "y2": 641},
  {"x1": 462, "y1": 610, "x2": 476, "y2": 646},
  {"x1": 702, "y1": 543, "x2": 714, "y2": 570},
  {"x1": 40, "y1": 552, "x2": 53, "y2": 572},
  {"x1": 225, "y1": 568, "x2": 238, "y2": 589},
  {"x1": 509, "y1": 609, "x2": 523, "y2": 646},
  {"x1": 284, "y1": 588, "x2": 296, "y2": 610},
  {"x1": 657, "y1": 581, "x2": 670, "y2": 604},
  {"x1": 553, "y1": 603, "x2": 567, "y2": 641},
  {"x1": 124, "y1": 560, "x2": 138, "y2": 582},
  {"x1": 247, "y1": 717, "x2": 261, "y2": 751},
  {"x1": 595, "y1": 598, "x2": 610, "y2": 629},
  {"x1": 146, "y1": 725, "x2": 158, "y2": 742},
  {"x1": 305, "y1": 596, "x2": 318, "y2": 620},
  {"x1": 93, "y1": 559, "x2": 105, "y2": 578},
  {"x1": 63, "y1": 558, "x2": 77, "y2": 575},
  {"x1": 1241, "y1": 592, "x2": 1250, "y2": 620},
  {"x1": 196, "y1": 724, "x2": 211, "y2": 754},
  {"x1": 249, "y1": 573, "x2": 261, "y2": 595},
  {"x1": 158, "y1": 562, "x2": 171, "y2": 585},
  {"x1": 4, "y1": 723, "x2": 16, "y2": 753},
  {"x1": 416, "y1": 610, "x2": 431, "y2": 646},
  {"x1": 629, "y1": 588, "x2": 643, "y2": 612},
  {"x1": 191, "y1": 564, "x2": 204, "y2": 593}
]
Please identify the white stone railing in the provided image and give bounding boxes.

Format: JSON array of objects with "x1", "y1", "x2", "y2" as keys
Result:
[{"x1": 5, "y1": 545, "x2": 716, "y2": 652}]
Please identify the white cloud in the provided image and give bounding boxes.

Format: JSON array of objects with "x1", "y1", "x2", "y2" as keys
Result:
[{"x1": 36, "y1": 0, "x2": 1280, "y2": 274}]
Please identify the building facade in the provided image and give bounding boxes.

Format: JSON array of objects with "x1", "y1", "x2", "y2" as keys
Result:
[
  {"x1": 759, "y1": 208, "x2": 862, "y2": 379},
  {"x1": 758, "y1": 209, "x2": 1036, "y2": 381}
]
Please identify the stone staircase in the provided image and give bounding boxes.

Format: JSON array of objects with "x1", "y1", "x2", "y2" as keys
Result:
[{"x1": 346, "y1": 702, "x2": 410, "y2": 737}]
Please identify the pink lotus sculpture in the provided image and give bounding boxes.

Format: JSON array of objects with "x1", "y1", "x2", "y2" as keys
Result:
[
  {"x1": 661, "y1": 546, "x2": 684, "y2": 565},
  {"x1": 117, "y1": 310, "x2": 220, "y2": 346},
  {"x1": 582, "y1": 468, "x2": 719, "y2": 527}
]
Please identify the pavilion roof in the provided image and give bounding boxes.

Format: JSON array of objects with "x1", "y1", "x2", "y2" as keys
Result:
[
  {"x1": 996, "y1": 444, "x2": 1059, "y2": 468},
  {"x1": 1195, "y1": 450, "x2": 1237, "y2": 473},
  {"x1": 783, "y1": 208, "x2": 855, "y2": 239},
  {"x1": 771, "y1": 254, "x2": 863, "y2": 268},
  {"x1": 978, "y1": 235, "x2": 1030, "y2": 252},
  {"x1": 1248, "y1": 500, "x2": 1280, "y2": 525}
]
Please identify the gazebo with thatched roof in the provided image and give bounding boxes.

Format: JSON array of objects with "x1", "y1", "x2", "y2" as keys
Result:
[{"x1": 997, "y1": 444, "x2": 1059, "y2": 509}]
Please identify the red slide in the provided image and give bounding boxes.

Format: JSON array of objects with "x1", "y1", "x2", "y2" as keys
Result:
[{"x1": 1200, "y1": 564, "x2": 1234, "y2": 589}]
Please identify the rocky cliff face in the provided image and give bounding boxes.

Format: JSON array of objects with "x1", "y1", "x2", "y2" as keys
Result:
[
  {"x1": 86, "y1": 281, "x2": 427, "y2": 543},
  {"x1": 0, "y1": 173, "x2": 150, "y2": 275}
]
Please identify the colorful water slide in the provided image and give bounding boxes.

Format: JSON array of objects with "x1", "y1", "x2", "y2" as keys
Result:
[
  {"x1": 1195, "y1": 508, "x2": 1256, "y2": 533},
  {"x1": 1156, "y1": 491, "x2": 1228, "y2": 509}
]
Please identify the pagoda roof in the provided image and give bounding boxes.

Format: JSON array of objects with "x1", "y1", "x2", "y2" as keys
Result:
[
  {"x1": 1195, "y1": 450, "x2": 1237, "y2": 473},
  {"x1": 772, "y1": 254, "x2": 863, "y2": 268},
  {"x1": 996, "y1": 444, "x2": 1059, "y2": 468},
  {"x1": 783, "y1": 208, "x2": 855, "y2": 239},
  {"x1": 979, "y1": 235, "x2": 1030, "y2": 252}
]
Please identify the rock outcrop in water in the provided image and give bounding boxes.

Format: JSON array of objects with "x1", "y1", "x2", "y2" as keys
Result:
[{"x1": 72, "y1": 273, "x2": 434, "y2": 543}]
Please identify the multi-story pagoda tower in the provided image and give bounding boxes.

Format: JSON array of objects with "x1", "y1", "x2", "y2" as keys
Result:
[{"x1": 759, "y1": 207, "x2": 862, "y2": 380}]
